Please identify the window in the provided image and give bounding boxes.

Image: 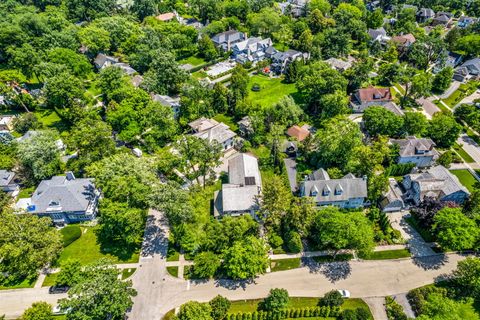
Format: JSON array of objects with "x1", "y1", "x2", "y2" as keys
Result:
[
  {"x1": 245, "y1": 177, "x2": 256, "y2": 186},
  {"x1": 49, "y1": 200, "x2": 59, "y2": 206}
]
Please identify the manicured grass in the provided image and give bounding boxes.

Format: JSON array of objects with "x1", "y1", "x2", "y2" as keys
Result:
[
  {"x1": 450, "y1": 169, "x2": 477, "y2": 192},
  {"x1": 0, "y1": 277, "x2": 36, "y2": 290},
  {"x1": 270, "y1": 258, "x2": 301, "y2": 272},
  {"x1": 229, "y1": 297, "x2": 371, "y2": 317},
  {"x1": 17, "y1": 186, "x2": 35, "y2": 199},
  {"x1": 166, "y1": 245, "x2": 180, "y2": 262},
  {"x1": 213, "y1": 113, "x2": 238, "y2": 132},
  {"x1": 188, "y1": 180, "x2": 222, "y2": 224},
  {"x1": 312, "y1": 254, "x2": 353, "y2": 263},
  {"x1": 178, "y1": 55, "x2": 207, "y2": 66},
  {"x1": 362, "y1": 249, "x2": 410, "y2": 260},
  {"x1": 121, "y1": 268, "x2": 136, "y2": 280},
  {"x1": 192, "y1": 70, "x2": 207, "y2": 79},
  {"x1": 405, "y1": 216, "x2": 435, "y2": 243},
  {"x1": 393, "y1": 83, "x2": 405, "y2": 95},
  {"x1": 34, "y1": 109, "x2": 69, "y2": 132},
  {"x1": 453, "y1": 143, "x2": 475, "y2": 163},
  {"x1": 56, "y1": 227, "x2": 139, "y2": 266},
  {"x1": 42, "y1": 272, "x2": 58, "y2": 287},
  {"x1": 442, "y1": 81, "x2": 479, "y2": 108},
  {"x1": 248, "y1": 74, "x2": 298, "y2": 108},
  {"x1": 60, "y1": 225, "x2": 82, "y2": 247},
  {"x1": 166, "y1": 266, "x2": 179, "y2": 278},
  {"x1": 433, "y1": 100, "x2": 451, "y2": 113},
  {"x1": 163, "y1": 309, "x2": 176, "y2": 320}
]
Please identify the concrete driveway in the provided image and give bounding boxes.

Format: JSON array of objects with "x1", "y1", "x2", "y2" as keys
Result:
[
  {"x1": 417, "y1": 98, "x2": 440, "y2": 119},
  {"x1": 457, "y1": 134, "x2": 480, "y2": 164}
]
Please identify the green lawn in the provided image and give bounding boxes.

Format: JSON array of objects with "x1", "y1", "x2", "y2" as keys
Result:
[
  {"x1": 248, "y1": 74, "x2": 298, "y2": 108},
  {"x1": 178, "y1": 55, "x2": 207, "y2": 66},
  {"x1": 0, "y1": 277, "x2": 36, "y2": 290},
  {"x1": 312, "y1": 254, "x2": 353, "y2": 263},
  {"x1": 121, "y1": 268, "x2": 136, "y2": 280},
  {"x1": 450, "y1": 169, "x2": 477, "y2": 192},
  {"x1": 362, "y1": 249, "x2": 411, "y2": 260},
  {"x1": 453, "y1": 143, "x2": 475, "y2": 163},
  {"x1": 405, "y1": 216, "x2": 435, "y2": 243},
  {"x1": 34, "y1": 109, "x2": 70, "y2": 133},
  {"x1": 229, "y1": 297, "x2": 371, "y2": 317},
  {"x1": 56, "y1": 227, "x2": 140, "y2": 266},
  {"x1": 442, "y1": 82, "x2": 479, "y2": 108},
  {"x1": 166, "y1": 266, "x2": 179, "y2": 278},
  {"x1": 270, "y1": 258, "x2": 301, "y2": 272},
  {"x1": 188, "y1": 180, "x2": 222, "y2": 224},
  {"x1": 213, "y1": 113, "x2": 238, "y2": 132},
  {"x1": 393, "y1": 83, "x2": 405, "y2": 95},
  {"x1": 42, "y1": 272, "x2": 58, "y2": 287},
  {"x1": 433, "y1": 100, "x2": 451, "y2": 113}
]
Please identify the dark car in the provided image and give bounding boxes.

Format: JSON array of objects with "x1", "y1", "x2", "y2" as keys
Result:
[{"x1": 49, "y1": 285, "x2": 69, "y2": 294}]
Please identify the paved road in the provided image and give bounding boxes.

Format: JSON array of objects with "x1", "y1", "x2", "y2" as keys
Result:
[
  {"x1": 457, "y1": 134, "x2": 480, "y2": 164},
  {"x1": 438, "y1": 81, "x2": 461, "y2": 99}
]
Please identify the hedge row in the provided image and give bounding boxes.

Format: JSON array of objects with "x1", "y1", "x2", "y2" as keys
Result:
[
  {"x1": 386, "y1": 163, "x2": 416, "y2": 177},
  {"x1": 227, "y1": 306, "x2": 341, "y2": 320}
]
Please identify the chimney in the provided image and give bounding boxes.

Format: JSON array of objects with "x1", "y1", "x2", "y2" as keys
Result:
[{"x1": 66, "y1": 171, "x2": 76, "y2": 181}]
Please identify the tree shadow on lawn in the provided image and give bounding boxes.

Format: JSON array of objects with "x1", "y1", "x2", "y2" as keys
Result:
[
  {"x1": 95, "y1": 230, "x2": 142, "y2": 262},
  {"x1": 302, "y1": 258, "x2": 352, "y2": 283}
]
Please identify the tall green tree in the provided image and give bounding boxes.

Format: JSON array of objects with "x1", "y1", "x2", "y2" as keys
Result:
[
  {"x1": 177, "y1": 301, "x2": 212, "y2": 320},
  {"x1": 453, "y1": 257, "x2": 480, "y2": 299},
  {"x1": 403, "y1": 112, "x2": 428, "y2": 136},
  {"x1": 433, "y1": 208, "x2": 479, "y2": 251},
  {"x1": 222, "y1": 236, "x2": 269, "y2": 280},
  {"x1": 55, "y1": 259, "x2": 82, "y2": 287},
  {"x1": 262, "y1": 288, "x2": 289, "y2": 313},
  {"x1": 363, "y1": 106, "x2": 404, "y2": 137},
  {"x1": 428, "y1": 112, "x2": 461, "y2": 148},
  {"x1": 259, "y1": 175, "x2": 293, "y2": 231},
  {"x1": 21, "y1": 302, "x2": 53, "y2": 320},
  {"x1": 59, "y1": 260, "x2": 136, "y2": 320},
  {"x1": 433, "y1": 67, "x2": 454, "y2": 93},
  {"x1": 0, "y1": 212, "x2": 62, "y2": 282},
  {"x1": 193, "y1": 252, "x2": 221, "y2": 279},
  {"x1": 144, "y1": 50, "x2": 188, "y2": 95},
  {"x1": 209, "y1": 295, "x2": 231, "y2": 320}
]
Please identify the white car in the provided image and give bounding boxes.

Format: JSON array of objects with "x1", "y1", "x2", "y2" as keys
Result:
[{"x1": 338, "y1": 289, "x2": 351, "y2": 298}]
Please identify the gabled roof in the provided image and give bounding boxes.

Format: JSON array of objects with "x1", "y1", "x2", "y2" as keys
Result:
[
  {"x1": 188, "y1": 117, "x2": 219, "y2": 132},
  {"x1": 390, "y1": 136, "x2": 438, "y2": 158},
  {"x1": 0, "y1": 170, "x2": 15, "y2": 187},
  {"x1": 24, "y1": 174, "x2": 97, "y2": 214},
  {"x1": 368, "y1": 27, "x2": 387, "y2": 39},
  {"x1": 303, "y1": 173, "x2": 368, "y2": 202},
  {"x1": 151, "y1": 94, "x2": 180, "y2": 107},
  {"x1": 221, "y1": 185, "x2": 260, "y2": 212},
  {"x1": 193, "y1": 122, "x2": 236, "y2": 144},
  {"x1": 356, "y1": 87, "x2": 392, "y2": 103},
  {"x1": 417, "y1": 8, "x2": 435, "y2": 18},
  {"x1": 286, "y1": 125, "x2": 310, "y2": 142},
  {"x1": 391, "y1": 34, "x2": 416, "y2": 46},
  {"x1": 212, "y1": 30, "x2": 245, "y2": 45},
  {"x1": 228, "y1": 153, "x2": 261, "y2": 187},
  {"x1": 407, "y1": 165, "x2": 470, "y2": 198},
  {"x1": 93, "y1": 53, "x2": 118, "y2": 69}
]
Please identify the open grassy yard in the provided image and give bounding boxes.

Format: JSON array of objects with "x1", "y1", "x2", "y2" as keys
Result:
[
  {"x1": 362, "y1": 249, "x2": 411, "y2": 260},
  {"x1": 248, "y1": 74, "x2": 298, "y2": 108},
  {"x1": 188, "y1": 180, "x2": 222, "y2": 224},
  {"x1": 0, "y1": 277, "x2": 36, "y2": 290},
  {"x1": 453, "y1": 143, "x2": 475, "y2": 163},
  {"x1": 178, "y1": 55, "x2": 207, "y2": 66},
  {"x1": 450, "y1": 169, "x2": 477, "y2": 192},
  {"x1": 270, "y1": 258, "x2": 301, "y2": 272},
  {"x1": 166, "y1": 266, "x2": 179, "y2": 278},
  {"x1": 121, "y1": 268, "x2": 136, "y2": 280},
  {"x1": 34, "y1": 109, "x2": 70, "y2": 133},
  {"x1": 42, "y1": 272, "x2": 58, "y2": 287},
  {"x1": 442, "y1": 81, "x2": 479, "y2": 108},
  {"x1": 229, "y1": 297, "x2": 372, "y2": 317},
  {"x1": 56, "y1": 227, "x2": 139, "y2": 266},
  {"x1": 213, "y1": 113, "x2": 238, "y2": 131}
]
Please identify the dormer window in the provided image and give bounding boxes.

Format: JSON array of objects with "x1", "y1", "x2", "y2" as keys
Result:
[
  {"x1": 49, "y1": 201, "x2": 60, "y2": 207},
  {"x1": 322, "y1": 185, "x2": 331, "y2": 196},
  {"x1": 311, "y1": 185, "x2": 319, "y2": 196},
  {"x1": 335, "y1": 184, "x2": 343, "y2": 195}
]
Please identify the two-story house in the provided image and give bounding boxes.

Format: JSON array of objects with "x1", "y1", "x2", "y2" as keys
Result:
[
  {"x1": 350, "y1": 87, "x2": 393, "y2": 113},
  {"x1": 232, "y1": 37, "x2": 273, "y2": 64},
  {"x1": 211, "y1": 30, "x2": 246, "y2": 52},
  {"x1": 402, "y1": 166, "x2": 470, "y2": 205},
  {"x1": 0, "y1": 170, "x2": 19, "y2": 197},
  {"x1": 390, "y1": 136, "x2": 439, "y2": 168},
  {"x1": 15, "y1": 172, "x2": 100, "y2": 224},
  {"x1": 189, "y1": 117, "x2": 237, "y2": 151},
  {"x1": 299, "y1": 169, "x2": 368, "y2": 209},
  {"x1": 151, "y1": 94, "x2": 181, "y2": 118},
  {"x1": 214, "y1": 153, "x2": 262, "y2": 217}
]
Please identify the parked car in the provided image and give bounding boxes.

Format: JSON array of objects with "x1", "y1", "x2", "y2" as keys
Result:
[
  {"x1": 337, "y1": 289, "x2": 351, "y2": 298},
  {"x1": 49, "y1": 285, "x2": 69, "y2": 294}
]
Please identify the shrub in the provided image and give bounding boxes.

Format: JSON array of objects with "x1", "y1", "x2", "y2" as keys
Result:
[
  {"x1": 262, "y1": 288, "x2": 289, "y2": 312},
  {"x1": 320, "y1": 290, "x2": 344, "y2": 307},
  {"x1": 407, "y1": 285, "x2": 448, "y2": 315},
  {"x1": 268, "y1": 233, "x2": 283, "y2": 249},
  {"x1": 210, "y1": 295, "x2": 231, "y2": 320},
  {"x1": 286, "y1": 231, "x2": 303, "y2": 253},
  {"x1": 385, "y1": 297, "x2": 407, "y2": 320},
  {"x1": 60, "y1": 225, "x2": 82, "y2": 247},
  {"x1": 339, "y1": 309, "x2": 358, "y2": 320}
]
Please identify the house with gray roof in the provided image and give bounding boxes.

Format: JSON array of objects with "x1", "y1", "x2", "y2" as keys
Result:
[
  {"x1": 402, "y1": 166, "x2": 470, "y2": 205},
  {"x1": 380, "y1": 178, "x2": 406, "y2": 212},
  {"x1": 15, "y1": 172, "x2": 99, "y2": 224},
  {"x1": 0, "y1": 170, "x2": 19, "y2": 196},
  {"x1": 189, "y1": 117, "x2": 237, "y2": 152},
  {"x1": 214, "y1": 153, "x2": 262, "y2": 217},
  {"x1": 151, "y1": 94, "x2": 181, "y2": 118},
  {"x1": 270, "y1": 49, "x2": 309, "y2": 74},
  {"x1": 278, "y1": 0, "x2": 308, "y2": 17},
  {"x1": 458, "y1": 16, "x2": 477, "y2": 28},
  {"x1": 454, "y1": 58, "x2": 480, "y2": 82},
  {"x1": 212, "y1": 30, "x2": 246, "y2": 52},
  {"x1": 232, "y1": 37, "x2": 273, "y2": 64},
  {"x1": 368, "y1": 27, "x2": 390, "y2": 45},
  {"x1": 299, "y1": 169, "x2": 368, "y2": 209},
  {"x1": 390, "y1": 136, "x2": 438, "y2": 168},
  {"x1": 416, "y1": 8, "x2": 435, "y2": 22},
  {"x1": 94, "y1": 53, "x2": 119, "y2": 70}
]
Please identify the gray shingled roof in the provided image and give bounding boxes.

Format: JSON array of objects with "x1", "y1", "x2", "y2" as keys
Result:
[
  {"x1": 303, "y1": 177, "x2": 368, "y2": 202},
  {"x1": 221, "y1": 184, "x2": 260, "y2": 212},
  {"x1": 390, "y1": 136, "x2": 438, "y2": 158},
  {"x1": 29, "y1": 175, "x2": 97, "y2": 214},
  {"x1": 193, "y1": 122, "x2": 236, "y2": 144},
  {"x1": 408, "y1": 166, "x2": 470, "y2": 198},
  {"x1": 228, "y1": 153, "x2": 261, "y2": 187},
  {"x1": 0, "y1": 170, "x2": 15, "y2": 187}
]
